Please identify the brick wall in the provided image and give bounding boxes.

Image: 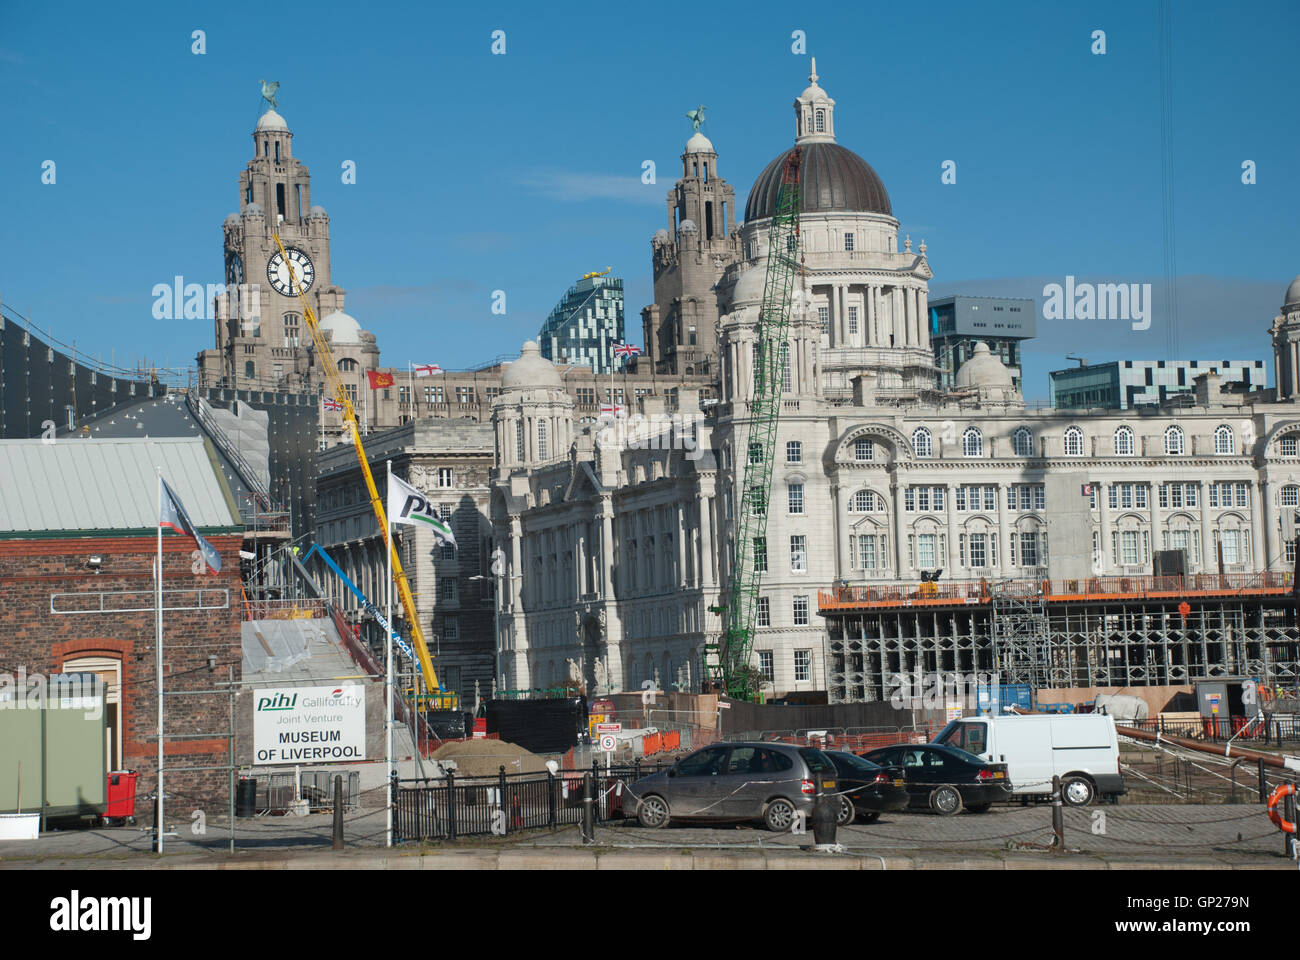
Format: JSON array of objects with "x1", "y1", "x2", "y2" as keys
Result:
[{"x1": 0, "y1": 532, "x2": 243, "y2": 813}]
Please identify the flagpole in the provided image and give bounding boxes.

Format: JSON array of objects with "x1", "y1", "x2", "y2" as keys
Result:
[
  {"x1": 155, "y1": 468, "x2": 165, "y2": 855},
  {"x1": 385, "y1": 459, "x2": 394, "y2": 849},
  {"x1": 408, "y1": 362, "x2": 414, "y2": 424}
]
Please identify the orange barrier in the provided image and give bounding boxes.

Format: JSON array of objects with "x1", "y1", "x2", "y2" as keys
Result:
[
  {"x1": 642, "y1": 733, "x2": 662, "y2": 756},
  {"x1": 663, "y1": 731, "x2": 680, "y2": 750}
]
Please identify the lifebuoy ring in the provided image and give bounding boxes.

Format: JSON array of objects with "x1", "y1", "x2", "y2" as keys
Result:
[{"x1": 1267, "y1": 783, "x2": 1296, "y2": 834}]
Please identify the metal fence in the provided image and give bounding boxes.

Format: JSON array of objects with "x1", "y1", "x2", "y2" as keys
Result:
[
  {"x1": 1126, "y1": 715, "x2": 1300, "y2": 743},
  {"x1": 394, "y1": 762, "x2": 674, "y2": 842}
]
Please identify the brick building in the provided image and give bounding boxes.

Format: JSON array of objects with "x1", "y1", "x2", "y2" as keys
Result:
[{"x1": 0, "y1": 437, "x2": 244, "y2": 811}]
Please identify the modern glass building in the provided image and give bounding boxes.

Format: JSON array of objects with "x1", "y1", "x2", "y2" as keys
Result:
[
  {"x1": 1049, "y1": 359, "x2": 1267, "y2": 410},
  {"x1": 538, "y1": 273, "x2": 625, "y2": 375},
  {"x1": 929, "y1": 296, "x2": 1035, "y2": 391}
]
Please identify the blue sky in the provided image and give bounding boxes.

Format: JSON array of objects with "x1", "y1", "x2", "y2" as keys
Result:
[{"x1": 2, "y1": 0, "x2": 1298, "y2": 401}]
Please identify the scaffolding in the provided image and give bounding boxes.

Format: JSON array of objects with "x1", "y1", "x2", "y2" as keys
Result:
[{"x1": 821, "y1": 574, "x2": 1300, "y2": 703}]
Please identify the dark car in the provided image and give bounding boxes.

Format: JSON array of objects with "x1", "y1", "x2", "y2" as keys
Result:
[
  {"x1": 823, "y1": 751, "x2": 909, "y2": 825},
  {"x1": 628, "y1": 741, "x2": 838, "y2": 832},
  {"x1": 860, "y1": 743, "x2": 1013, "y2": 815}
]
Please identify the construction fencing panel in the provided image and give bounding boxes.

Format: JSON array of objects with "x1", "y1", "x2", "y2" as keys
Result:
[{"x1": 394, "y1": 763, "x2": 674, "y2": 842}]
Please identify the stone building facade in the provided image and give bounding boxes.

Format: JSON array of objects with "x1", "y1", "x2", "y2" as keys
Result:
[{"x1": 488, "y1": 64, "x2": 1300, "y2": 699}]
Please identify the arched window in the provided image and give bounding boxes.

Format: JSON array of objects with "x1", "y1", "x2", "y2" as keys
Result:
[
  {"x1": 851, "y1": 490, "x2": 881, "y2": 512},
  {"x1": 338, "y1": 357, "x2": 358, "y2": 372},
  {"x1": 283, "y1": 313, "x2": 301, "y2": 348},
  {"x1": 962, "y1": 427, "x2": 983, "y2": 458},
  {"x1": 1013, "y1": 427, "x2": 1034, "y2": 457},
  {"x1": 912, "y1": 427, "x2": 932, "y2": 458},
  {"x1": 537, "y1": 419, "x2": 548, "y2": 459},
  {"x1": 854, "y1": 438, "x2": 874, "y2": 461},
  {"x1": 1063, "y1": 426, "x2": 1085, "y2": 456},
  {"x1": 1114, "y1": 426, "x2": 1134, "y2": 456},
  {"x1": 1214, "y1": 424, "x2": 1234, "y2": 455},
  {"x1": 1164, "y1": 425, "x2": 1185, "y2": 455},
  {"x1": 815, "y1": 109, "x2": 825, "y2": 132}
]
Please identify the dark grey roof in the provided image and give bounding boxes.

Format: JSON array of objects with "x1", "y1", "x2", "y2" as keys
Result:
[{"x1": 745, "y1": 142, "x2": 892, "y2": 222}]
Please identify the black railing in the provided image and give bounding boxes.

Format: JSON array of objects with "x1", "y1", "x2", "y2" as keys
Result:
[{"x1": 394, "y1": 761, "x2": 673, "y2": 842}]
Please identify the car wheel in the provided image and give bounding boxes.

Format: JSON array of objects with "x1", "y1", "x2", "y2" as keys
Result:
[
  {"x1": 637, "y1": 794, "x2": 670, "y2": 828},
  {"x1": 967, "y1": 803, "x2": 991, "y2": 814},
  {"x1": 929, "y1": 785, "x2": 963, "y2": 816},
  {"x1": 1061, "y1": 775, "x2": 1095, "y2": 807},
  {"x1": 860, "y1": 811, "x2": 881, "y2": 824},
  {"x1": 764, "y1": 798, "x2": 797, "y2": 833},
  {"x1": 836, "y1": 795, "x2": 855, "y2": 826}
]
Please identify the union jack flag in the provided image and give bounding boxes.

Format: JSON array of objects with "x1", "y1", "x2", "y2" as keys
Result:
[
  {"x1": 613, "y1": 343, "x2": 642, "y2": 360},
  {"x1": 323, "y1": 397, "x2": 344, "y2": 412}
]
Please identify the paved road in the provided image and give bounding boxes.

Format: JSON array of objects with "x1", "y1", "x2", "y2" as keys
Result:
[{"x1": 0, "y1": 803, "x2": 1287, "y2": 867}]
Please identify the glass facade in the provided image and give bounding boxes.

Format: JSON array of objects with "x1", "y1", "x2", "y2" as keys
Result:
[{"x1": 538, "y1": 274, "x2": 626, "y2": 375}]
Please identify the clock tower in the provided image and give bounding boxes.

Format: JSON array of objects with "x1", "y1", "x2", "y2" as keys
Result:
[{"x1": 200, "y1": 106, "x2": 348, "y2": 392}]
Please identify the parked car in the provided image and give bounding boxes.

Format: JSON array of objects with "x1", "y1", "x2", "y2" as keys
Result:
[
  {"x1": 823, "y1": 751, "x2": 909, "y2": 824},
  {"x1": 932, "y1": 714, "x2": 1124, "y2": 806},
  {"x1": 859, "y1": 743, "x2": 1012, "y2": 815},
  {"x1": 629, "y1": 741, "x2": 838, "y2": 832}
]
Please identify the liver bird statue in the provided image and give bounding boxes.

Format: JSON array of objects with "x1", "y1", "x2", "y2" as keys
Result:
[
  {"x1": 686, "y1": 105, "x2": 706, "y2": 132},
  {"x1": 259, "y1": 79, "x2": 280, "y2": 109}
]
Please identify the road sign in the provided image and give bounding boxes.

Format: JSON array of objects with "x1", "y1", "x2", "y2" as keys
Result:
[
  {"x1": 599, "y1": 735, "x2": 617, "y2": 752},
  {"x1": 596, "y1": 722, "x2": 621, "y2": 734}
]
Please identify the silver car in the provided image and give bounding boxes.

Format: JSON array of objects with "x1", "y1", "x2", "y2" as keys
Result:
[{"x1": 629, "y1": 741, "x2": 838, "y2": 832}]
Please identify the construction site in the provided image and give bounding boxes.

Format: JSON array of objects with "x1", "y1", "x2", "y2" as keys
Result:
[{"x1": 819, "y1": 574, "x2": 1300, "y2": 704}]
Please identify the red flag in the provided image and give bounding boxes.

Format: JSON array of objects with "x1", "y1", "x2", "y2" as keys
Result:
[{"x1": 367, "y1": 371, "x2": 395, "y2": 389}]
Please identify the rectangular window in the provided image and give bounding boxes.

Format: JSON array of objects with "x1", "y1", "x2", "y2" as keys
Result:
[
  {"x1": 793, "y1": 595, "x2": 809, "y2": 626},
  {"x1": 856, "y1": 535, "x2": 878, "y2": 570},
  {"x1": 577, "y1": 387, "x2": 595, "y2": 405},
  {"x1": 848, "y1": 306, "x2": 859, "y2": 336},
  {"x1": 439, "y1": 577, "x2": 458, "y2": 603},
  {"x1": 1135, "y1": 485, "x2": 1147, "y2": 509},
  {"x1": 817, "y1": 306, "x2": 829, "y2": 333},
  {"x1": 955, "y1": 487, "x2": 966, "y2": 511},
  {"x1": 1108, "y1": 485, "x2": 1118, "y2": 509},
  {"x1": 794, "y1": 650, "x2": 811, "y2": 682},
  {"x1": 456, "y1": 386, "x2": 475, "y2": 405},
  {"x1": 969, "y1": 533, "x2": 986, "y2": 568},
  {"x1": 905, "y1": 488, "x2": 916, "y2": 512},
  {"x1": 1122, "y1": 530, "x2": 1139, "y2": 565},
  {"x1": 917, "y1": 534, "x2": 936, "y2": 568},
  {"x1": 758, "y1": 650, "x2": 775, "y2": 682},
  {"x1": 438, "y1": 468, "x2": 454, "y2": 488},
  {"x1": 425, "y1": 385, "x2": 443, "y2": 404},
  {"x1": 790, "y1": 535, "x2": 807, "y2": 573},
  {"x1": 788, "y1": 483, "x2": 804, "y2": 514},
  {"x1": 753, "y1": 536, "x2": 768, "y2": 572},
  {"x1": 756, "y1": 597, "x2": 770, "y2": 627},
  {"x1": 844, "y1": 233, "x2": 855, "y2": 252},
  {"x1": 984, "y1": 487, "x2": 996, "y2": 511},
  {"x1": 1236, "y1": 482, "x2": 1249, "y2": 508},
  {"x1": 1020, "y1": 531, "x2": 1038, "y2": 567},
  {"x1": 443, "y1": 616, "x2": 459, "y2": 640},
  {"x1": 1186, "y1": 484, "x2": 1198, "y2": 507},
  {"x1": 786, "y1": 441, "x2": 802, "y2": 463},
  {"x1": 1121, "y1": 485, "x2": 1133, "y2": 509}
]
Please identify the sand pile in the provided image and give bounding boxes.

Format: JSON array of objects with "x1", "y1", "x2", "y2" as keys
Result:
[{"x1": 431, "y1": 738, "x2": 550, "y2": 778}]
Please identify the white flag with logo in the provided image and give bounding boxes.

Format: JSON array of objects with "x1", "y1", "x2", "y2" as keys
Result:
[{"x1": 387, "y1": 472, "x2": 456, "y2": 546}]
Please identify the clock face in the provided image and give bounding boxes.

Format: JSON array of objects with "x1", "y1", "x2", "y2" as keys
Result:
[
  {"x1": 226, "y1": 253, "x2": 244, "y2": 286},
  {"x1": 267, "y1": 247, "x2": 315, "y2": 296}
]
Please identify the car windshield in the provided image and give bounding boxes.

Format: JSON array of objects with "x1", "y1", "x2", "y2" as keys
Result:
[
  {"x1": 828, "y1": 752, "x2": 880, "y2": 774},
  {"x1": 937, "y1": 744, "x2": 986, "y2": 766}
]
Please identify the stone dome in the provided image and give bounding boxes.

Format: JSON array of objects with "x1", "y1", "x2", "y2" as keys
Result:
[
  {"x1": 1285, "y1": 274, "x2": 1300, "y2": 310},
  {"x1": 502, "y1": 341, "x2": 562, "y2": 391},
  {"x1": 244, "y1": 202, "x2": 264, "y2": 217},
  {"x1": 256, "y1": 109, "x2": 289, "y2": 132},
  {"x1": 224, "y1": 213, "x2": 240, "y2": 226},
  {"x1": 745, "y1": 142, "x2": 891, "y2": 221},
  {"x1": 679, "y1": 219, "x2": 698, "y2": 233},
  {"x1": 955, "y1": 342, "x2": 1013, "y2": 389},
  {"x1": 685, "y1": 131, "x2": 715, "y2": 154},
  {"x1": 730, "y1": 263, "x2": 767, "y2": 306},
  {"x1": 308, "y1": 205, "x2": 328, "y2": 219},
  {"x1": 319, "y1": 311, "x2": 362, "y2": 345},
  {"x1": 652, "y1": 228, "x2": 670, "y2": 243}
]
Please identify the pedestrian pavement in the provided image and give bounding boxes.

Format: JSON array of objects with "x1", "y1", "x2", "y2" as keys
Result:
[{"x1": 0, "y1": 803, "x2": 1291, "y2": 869}]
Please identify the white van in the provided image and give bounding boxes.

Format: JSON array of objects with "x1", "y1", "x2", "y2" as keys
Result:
[{"x1": 933, "y1": 714, "x2": 1124, "y2": 806}]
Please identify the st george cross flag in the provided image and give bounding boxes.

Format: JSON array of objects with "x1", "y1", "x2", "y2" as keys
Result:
[
  {"x1": 160, "y1": 478, "x2": 222, "y2": 574},
  {"x1": 614, "y1": 343, "x2": 642, "y2": 360},
  {"x1": 386, "y1": 472, "x2": 456, "y2": 547},
  {"x1": 413, "y1": 363, "x2": 442, "y2": 377},
  {"x1": 599, "y1": 403, "x2": 623, "y2": 417},
  {"x1": 323, "y1": 397, "x2": 344, "y2": 412}
]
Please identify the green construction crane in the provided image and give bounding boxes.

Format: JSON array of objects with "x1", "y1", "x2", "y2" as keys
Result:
[{"x1": 705, "y1": 146, "x2": 802, "y2": 700}]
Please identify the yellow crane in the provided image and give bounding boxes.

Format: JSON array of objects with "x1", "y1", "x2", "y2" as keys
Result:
[{"x1": 272, "y1": 234, "x2": 453, "y2": 709}]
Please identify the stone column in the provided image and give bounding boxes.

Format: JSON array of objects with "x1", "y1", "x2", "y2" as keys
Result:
[
  {"x1": 676, "y1": 502, "x2": 687, "y2": 586},
  {"x1": 1261, "y1": 478, "x2": 1276, "y2": 573},
  {"x1": 1251, "y1": 480, "x2": 1266, "y2": 572},
  {"x1": 945, "y1": 481, "x2": 959, "y2": 574},
  {"x1": 864, "y1": 284, "x2": 875, "y2": 347},
  {"x1": 697, "y1": 493, "x2": 714, "y2": 587},
  {"x1": 1148, "y1": 480, "x2": 1162, "y2": 573},
  {"x1": 834, "y1": 485, "x2": 850, "y2": 577},
  {"x1": 997, "y1": 481, "x2": 1012, "y2": 576},
  {"x1": 918, "y1": 287, "x2": 930, "y2": 349},
  {"x1": 1097, "y1": 482, "x2": 1111, "y2": 575},
  {"x1": 598, "y1": 498, "x2": 614, "y2": 597},
  {"x1": 892, "y1": 480, "x2": 906, "y2": 575},
  {"x1": 1199, "y1": 480, "x2": 1214, "y2": 574}
]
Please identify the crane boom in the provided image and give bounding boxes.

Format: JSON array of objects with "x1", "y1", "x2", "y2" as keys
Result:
[
  {"x1": 271, "y1": 235, "x2": 452, "y2": 708},
  {"x1": 705, "y1": 148, "x2": 802, "y2": 700}
]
